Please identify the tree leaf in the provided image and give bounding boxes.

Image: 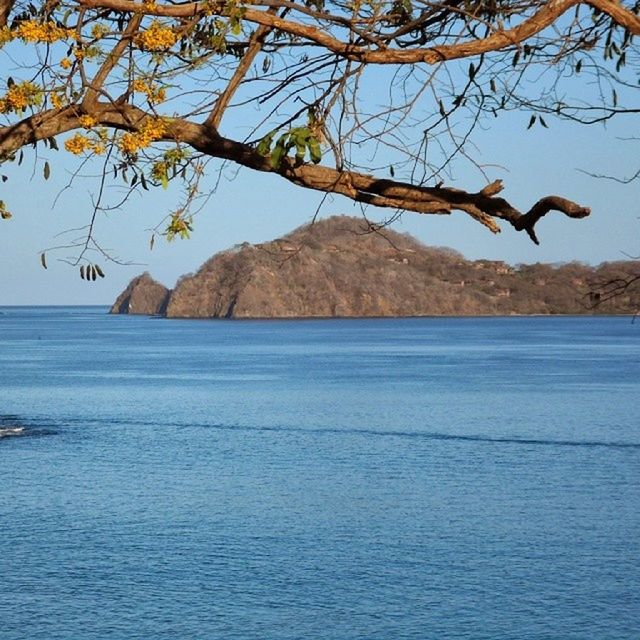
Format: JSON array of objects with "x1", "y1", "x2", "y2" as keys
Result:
[
  {"x1": 527, "y1": 115, "x2": 536, "y2": 129},
  {"x1": 308, "y1": 138, "x2": 322, "y2": 164},
  {"x1": 256, "y1": 131, "x2": 275, "y2": 156},
  {"x1": 43, "y1": 161, "x2": 50, "y2": 180},
  {"x1": 40, "y1": 253, "x2": 47, "y2": 269}
]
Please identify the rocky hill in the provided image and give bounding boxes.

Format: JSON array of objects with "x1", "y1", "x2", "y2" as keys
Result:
[
  {"x1": 110, "y1": 272, "x2": 170, "y2": 316},
  {"x1": 110, "y1": 216, "x2": 640, "y2": 317}
]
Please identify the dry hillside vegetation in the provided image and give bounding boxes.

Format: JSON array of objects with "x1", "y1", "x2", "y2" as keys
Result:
[{"x1": 111, "y1": 217, "x2": 640, "y2": 318}]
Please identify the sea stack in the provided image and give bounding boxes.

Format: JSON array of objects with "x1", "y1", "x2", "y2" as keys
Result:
[{"x1": 109, "y1": 272, "x2": 171, "y2": 315}]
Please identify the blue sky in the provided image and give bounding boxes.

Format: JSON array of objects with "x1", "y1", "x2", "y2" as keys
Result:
[{"x1": 0, "y1": 100, "x2": 638, "y2": 305}]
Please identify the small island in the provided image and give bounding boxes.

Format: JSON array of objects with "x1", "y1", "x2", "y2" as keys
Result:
[{"x1": 111, "y1": 216, "x2": 639, "y2": 318}]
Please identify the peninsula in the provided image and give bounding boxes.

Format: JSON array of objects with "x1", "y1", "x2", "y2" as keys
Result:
[{"x1": 111, "y1": 216, "x2": 639, "y2": 318}]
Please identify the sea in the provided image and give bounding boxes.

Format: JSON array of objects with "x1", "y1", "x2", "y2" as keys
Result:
[{"x1": 0, "y1": 307, "x2": 639, "y2": 639}]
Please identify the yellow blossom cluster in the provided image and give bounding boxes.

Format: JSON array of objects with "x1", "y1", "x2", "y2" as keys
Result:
[
  {"x1": 0, "y1": 81, "x2": 43, "y2": 114},
  {"x1": 79, "y1": 115, "x2": 98, "y2": 129},
  {"x1": 60, "y1": 57, "x2": 72, "y2": 70},
  {"x1": 50, "y1": 91, "x2": 66, "y2": 109},
  {"x1": 72, "y1": 45, "x2": 101, "y2": 61},
  {"x1": 133, "y1": 79, "x2": 167, "y2": 105},
  {"x1": 118, "y1": 118, "x2": 168, "y2": 155},
  {"x1": 64, "y1": 133, "x2": 93, "y2": 155},
  {"x1": 0, "y1": 26, "x2": 12, "y2": 47},
  {"x1": 14, "y1": 20, "x2": 73, "y2": 44},
  {"x1": 64, "y1": 131, "x2": 107, "y2": 155},
  {"x1": 91, "y1": 23, "x2": 110, "y2": 40},
  {"x1": 135, "y1": 21, "x2": 178, "y2": 51}
]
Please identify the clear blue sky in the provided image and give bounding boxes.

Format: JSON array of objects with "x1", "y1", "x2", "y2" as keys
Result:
[{"x1": 1, "y1": 105, "x2": 638, "y2": 305}]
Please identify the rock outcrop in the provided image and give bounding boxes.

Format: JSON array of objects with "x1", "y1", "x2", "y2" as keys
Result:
[
  {"x1": 112, "y1": 216, "x2": 640, "y2": 318},
  {"x1": 110, "y1": 272, "x2": 170, "y2": 315}
]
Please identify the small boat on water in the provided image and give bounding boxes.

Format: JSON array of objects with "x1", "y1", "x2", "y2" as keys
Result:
[{"x1": 0, "y1": 426, "x2": 25, "y2": 438}]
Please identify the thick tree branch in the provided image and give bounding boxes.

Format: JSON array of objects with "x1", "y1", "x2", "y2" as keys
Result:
[
  {"x1": 74, "y1": 0, "x2": 640, "y2": 65},
  {"x1": 0, "y1": 98, "x2": 592, "y2": 243},
  {"x1": 86, "y1": 103, "x2": 590, "y2": 241}
]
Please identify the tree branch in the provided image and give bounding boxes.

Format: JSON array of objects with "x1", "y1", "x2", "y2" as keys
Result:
[
  {"x1": 89, "y1": 103, "x2": 592, "y2": 241},
  {"x1": 74, "y1": 0, "x2": 640, "y2": 65},
  {"x1": 82, "y1": 14, "x2": 142, "y2": 108},
  {"x1": 0, "y1": 0, "x2": 14, "y2": 27},
  {"x1": 205, "y1": 10, "x2": 275, "y2": 130},
  {"x1": 0, "y1": 100, "x2": 592, "y2": 243}
]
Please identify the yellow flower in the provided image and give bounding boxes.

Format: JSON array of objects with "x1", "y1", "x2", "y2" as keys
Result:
[
  {"x1": 64, "y1": 133, "x2": 93, "y2": 155},
  {"x1": 135, "y1": 21, "x2": 178, "y2": 51},
  {"x1": 0, "y1": 26, "x2": 12, "y2": 47},
  {"x1": 0, "y1": 81, "x2": 43, "y2": 114},
  {"x1": 118, "y1": 118, "x2": 168, "y2": 155},
  {"x1": 79, "y1": 115, "x2": 97, "y2": 129},
  {"x1": 14, "y1": 20, "x2": 72, "y2": 44},
  {"x1": 60, "y1": 57, "x2": 72, "y2": 70},
  {"x1": 50, "y1": 92, "x2": 65, "y2": 109},
  {"x1": 133, "y1": 79, "x2": 168, "y2": 104},
  {"x1": 91, "y1": 23, "x2": 109, "y2": 40}
]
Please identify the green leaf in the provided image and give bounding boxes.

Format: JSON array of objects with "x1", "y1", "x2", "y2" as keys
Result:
[
  {"x1": 270, "y1": 133, "x2": 290, "y2": 169},
  {"x1": 270, "y1": 144, "x2": 287, "y2": 169},
  {"x1": 294, "y1": 140, "x2": 306, "y2": 162},
  {"x1": 308, "y1": 138, "x2": 322, "y2": 164},
  {"x1": 256, "y1": 131, "x2": 275, "y2": 156}
]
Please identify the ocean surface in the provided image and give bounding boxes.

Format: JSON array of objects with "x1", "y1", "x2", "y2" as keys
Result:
[{"x1": 1, "y1": 307, "x2": 639, "y2": 639}]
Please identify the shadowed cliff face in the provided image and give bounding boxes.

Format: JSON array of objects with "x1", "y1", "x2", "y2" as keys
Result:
[
  {"x1": 110, "y1": 272, "x2": 171, "y2": 315},
  {"x1": 112, "y1": 216, "x2": 640, "y2": 318}
]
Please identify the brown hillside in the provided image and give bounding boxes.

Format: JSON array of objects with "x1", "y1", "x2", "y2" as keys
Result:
[{"x1": 112, "y1": 216, "x2": 640, "y2": 318}]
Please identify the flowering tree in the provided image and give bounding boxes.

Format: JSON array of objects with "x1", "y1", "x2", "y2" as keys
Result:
[{"x1": 0, "y1": 0, "x2": 638, "y2": 273}]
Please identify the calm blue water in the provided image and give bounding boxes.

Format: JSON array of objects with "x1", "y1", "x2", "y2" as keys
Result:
[{"x1": 1, "y1": 308, "x2": 639, "y2": 639}]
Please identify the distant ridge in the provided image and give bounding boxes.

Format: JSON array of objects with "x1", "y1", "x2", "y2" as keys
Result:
[{"x1": 110, "y1": 216, "x2": 639, "y2": 318}]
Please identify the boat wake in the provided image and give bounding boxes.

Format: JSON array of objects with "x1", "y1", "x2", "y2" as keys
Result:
[{"x1": 0, "y1": 415, "x2": 54, "y2": 440}]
